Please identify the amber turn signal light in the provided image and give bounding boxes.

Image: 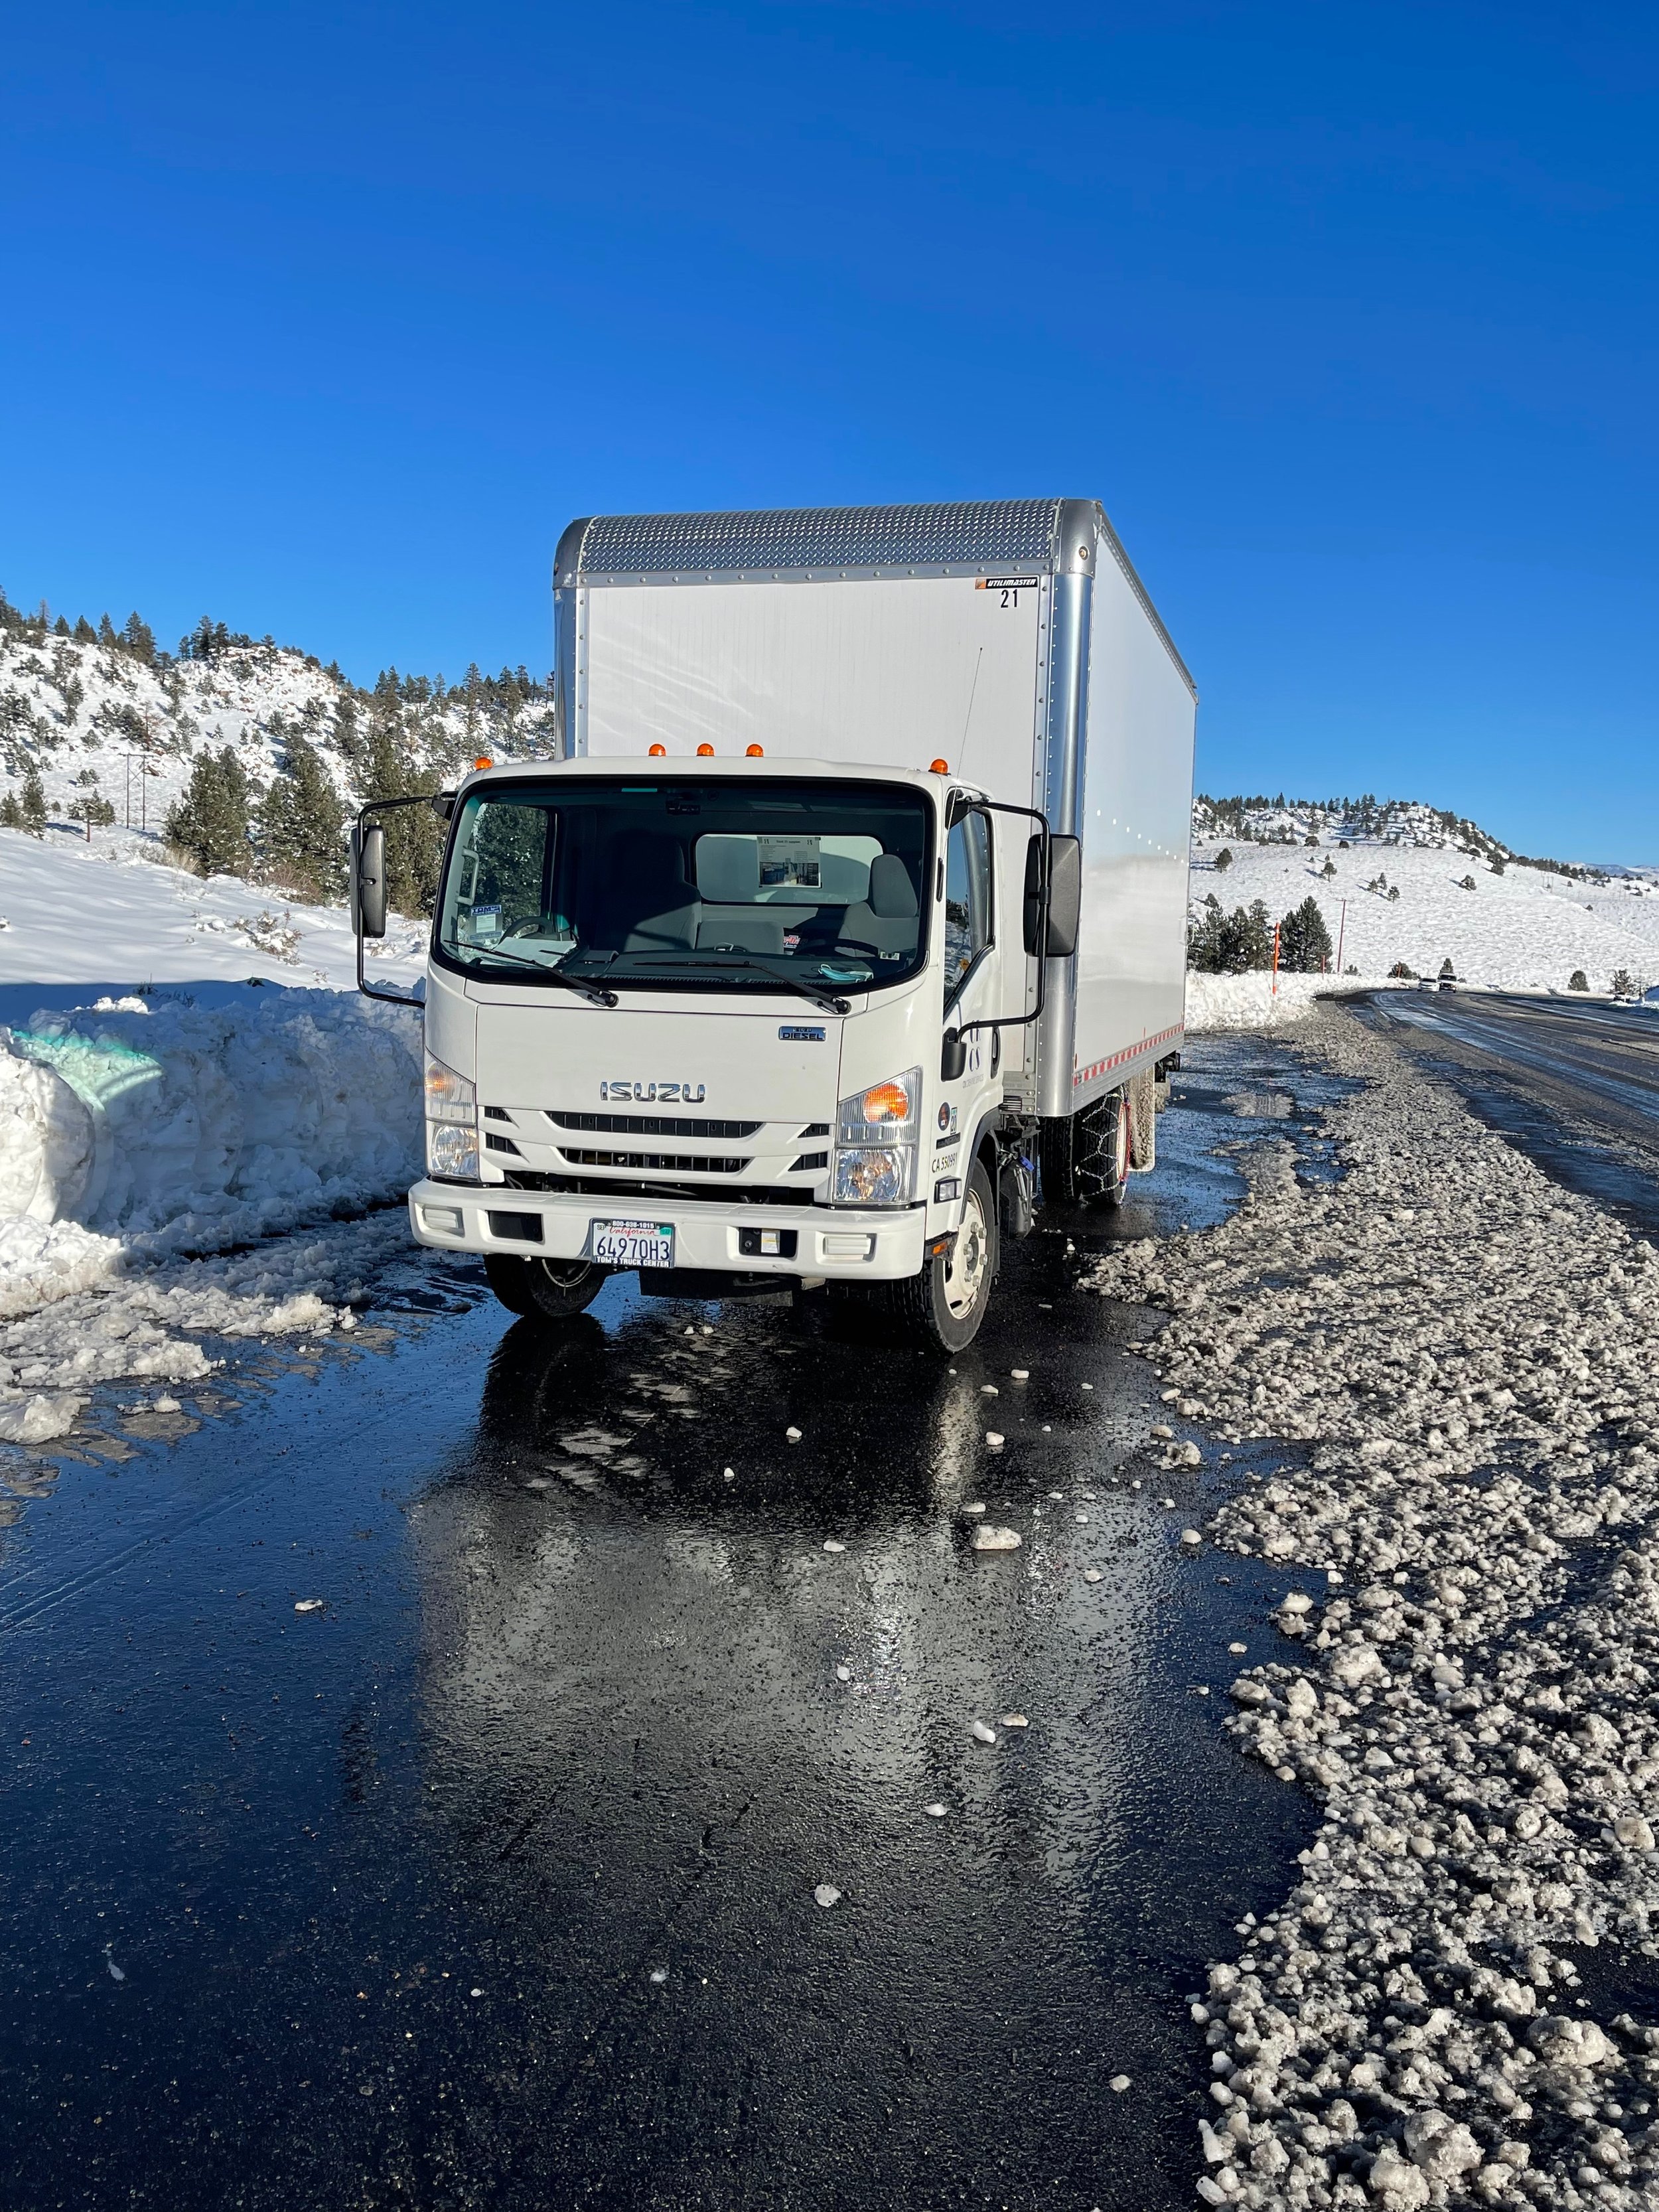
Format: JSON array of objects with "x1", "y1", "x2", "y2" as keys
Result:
[
  {"x1": 860, "y1": 1080, "x2": 912, "y2": 1124},
  {"x1": 929, "y1": 758, "x2": 949, "y2": 774}
]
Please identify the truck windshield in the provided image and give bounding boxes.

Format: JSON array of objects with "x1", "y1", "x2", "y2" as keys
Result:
[{"x1": 435, "y1": 777, "x2": 932, "y2": 995}]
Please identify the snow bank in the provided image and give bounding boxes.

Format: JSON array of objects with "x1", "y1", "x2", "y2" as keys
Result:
[
  {"x1": 0, "y1": 988, "x2": 421, "y2": 1316},
  {"x1": 1088, "y1": 1018, "x2": 1659, "y2": 2203},
  {"x1": 1185, "y1": 970, "x2": 1402, "y2": 1031}
]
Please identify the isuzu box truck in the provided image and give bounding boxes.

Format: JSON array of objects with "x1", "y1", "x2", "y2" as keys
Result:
[{"x1": 353, "y1": 498, "x2": 1195, "y2": 1351}]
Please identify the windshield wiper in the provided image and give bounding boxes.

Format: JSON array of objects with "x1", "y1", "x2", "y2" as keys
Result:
[
  {"x1": 625, "y1": 956, "x2": 853, "y2": 1016},
  {"x1": 443, "y1": 940, "x2": 617, "y2": 1007}
]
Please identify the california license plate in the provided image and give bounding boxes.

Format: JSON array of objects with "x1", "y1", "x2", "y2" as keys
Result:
[{"x1": 589, "y1": 1218, "x2": 675, "y2": 1268}]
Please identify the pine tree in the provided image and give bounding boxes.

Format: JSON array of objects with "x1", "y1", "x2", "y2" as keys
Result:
[
  {"x1": 121, "y1": 613, "x2": 157, "y2": 664},
  {"x1": 0, "y1": 791, "x2": 22, "y2": 830},
  {"x1": 73, "y1": 615, "x2": 97, "y2": 643},
  {"x1": 1214, "y1": 847, "x2": 1232, "y2": 872},
  {"x1": 1567, "y1": 969, "x2": 1589, "y2": 992},
  {"x1": 20, "y1": 765, "x2": 47, "y2": 836},
  {"x1": 98, "y1": 613, "x2": 119, "y2": 647},
  {"x1": 165, "y1": 749, "x2": 252, "y2": 875},
  {"x1": 1188, "y1": 899, "x2": 1273, "y2": 973},
  {"x1": 1277, "y1": 895, "x2": 1334, "y2": 972},
  {"x1": 257, "y1": 731, "x2": 347, "y2": 897}
]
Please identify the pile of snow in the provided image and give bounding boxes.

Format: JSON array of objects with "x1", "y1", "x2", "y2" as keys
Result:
[
  {"x1": 0, "y1": 1213, "x2": 417, "y2": 1443},
  {"x1": 0, "y1": 981, "x2": 425, "y2": 1439},
  {"x1": 1185, "y1": 972, "x2": 1404, "y2": 1031},
  {"x1": 0, "y1": 988, "x2": 421, "y2": 1313},
  {"x1": 1191, "y1": 826, "x2": 1659, "y2": 997},
  {"x1": 1088, "y1": 1015, "x2": 1659, "y2": 2205}
]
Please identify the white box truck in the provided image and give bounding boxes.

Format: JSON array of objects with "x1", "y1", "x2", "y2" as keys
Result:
[{"x1": 354, "y1": 498, "x2": 1195, "y2": 1351}]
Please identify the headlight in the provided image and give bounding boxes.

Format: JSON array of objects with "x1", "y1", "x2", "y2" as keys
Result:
[
  {"x1": 425, "y1": 1050, "x2": 478, "y2": 1181},
  {"x1": 833, "y1": 1149, "x2": 910, "y2": 1205},
  {"x1": 833, "y1": 1068, "x2": 920, "y2": 1206}
]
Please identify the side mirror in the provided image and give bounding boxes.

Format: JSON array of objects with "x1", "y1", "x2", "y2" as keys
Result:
[
  {"x1": 351, "y1": 823, "x2": 388, "y2": 940},
  {"x1": 1021, "y1": 834, "x2": 1045, "y2": 954},
  {"x1": 940, "y1": 1029, "x2": 967, "y2": 1082},
  {"x1": 1045, "y1": 836, "x2": 1082, "y2": 958}
]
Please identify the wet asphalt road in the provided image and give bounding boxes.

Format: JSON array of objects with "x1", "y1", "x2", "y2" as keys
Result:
[
  {"x1": 1366, "y1": 990, "x2": 1659, "y2": 1235},
  {"x1": 0, "y1": 1039, "x2": 1340, "y2": 2212}
]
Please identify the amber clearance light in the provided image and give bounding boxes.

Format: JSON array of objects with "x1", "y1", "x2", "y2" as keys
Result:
[
  {"x1": 648, "y1": 743, "x2": 667, "y2": 757},
  {"x1": 859, "y1": 1080, "x2": 912, "y2": 1124},
  {"x1": 473, "y1": 755, "x2": 493, "y2": 771},
  {"x1": 697, "y1": 743, "x2": 715, "y2": 757},
  {"x1": 929, "y1": 758, "x2": 949, "y2": 774},
  {"x1": 746, "y1": 744, "x2": 764, "y2": 757}
]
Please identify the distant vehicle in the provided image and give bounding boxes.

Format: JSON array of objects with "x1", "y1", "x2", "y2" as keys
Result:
[
  {"x1": 1439, "y1": 978, "x2": 1457, "y2": 992},
  {"x1": 351, "y1": 498, "x2": 1196, "y2": 1351},
  {"x1": 1417, "y1": 978, "x2": 1436, "y2": 992}
]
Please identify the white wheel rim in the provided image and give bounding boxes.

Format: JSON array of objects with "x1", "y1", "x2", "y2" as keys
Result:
[{"x1": 944, "y1": 1187, "x2": 989, "y2": 1318}]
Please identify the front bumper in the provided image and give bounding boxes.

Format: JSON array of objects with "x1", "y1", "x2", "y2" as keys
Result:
[{"x1": 406, "y1": 1179, "x2": 928, "y2": 1282}]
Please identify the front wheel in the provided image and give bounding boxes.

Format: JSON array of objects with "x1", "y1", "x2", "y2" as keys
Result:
[
  {"x1": 484, "y1": 1252, "x2": 610, "y2": 1323},
  {"x1": 877, "y1": 1157, "x2": 998, "y2": 1354}
]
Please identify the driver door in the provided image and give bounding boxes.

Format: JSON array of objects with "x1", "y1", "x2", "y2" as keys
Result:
[{"x1": 938, "y1": 802, "x2": 1001, "y2": 1168}]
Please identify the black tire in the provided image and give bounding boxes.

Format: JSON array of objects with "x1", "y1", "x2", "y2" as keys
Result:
[
  {"x1": 1043, "y1": 1093, "x2": 1129, "y2": 1209},
  {"x1": 484, "y1": 1252, "x2": 609, "y2": 1322},
  {"x1": 875, "y1": 1157, "x2": 998, "y2": 1355}
]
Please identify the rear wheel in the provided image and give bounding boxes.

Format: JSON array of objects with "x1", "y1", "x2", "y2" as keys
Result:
[
  {"x1": 484, "y1": 1253, "x2": 609, "y2": 1322},
  {"x1": 877, "y1": 1157, "x2": 998, "y2": 1354},
  {"x1": 1043, "y1": 1092, "x2": 1130, "y2": 1208}
]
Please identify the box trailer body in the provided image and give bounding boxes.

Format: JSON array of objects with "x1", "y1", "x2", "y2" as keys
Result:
[
  {"x1": 555, "y1": 498, "x2": 1195, "y2": 1118},
  {"x1": 368, "y1": 498, "x2": 1195, "y2": 1351}
]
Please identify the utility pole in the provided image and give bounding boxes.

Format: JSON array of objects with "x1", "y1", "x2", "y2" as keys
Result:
[
  {"x1": 1271, "y1": 920, "x2": 1281, "y2": 997},
  {"x1": 1336, "y1": 899, "x2": 1348, "y2": 976}
]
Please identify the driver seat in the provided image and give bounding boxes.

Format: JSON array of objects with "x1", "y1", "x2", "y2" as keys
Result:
[{"x1": 836, "y1": 853, "x2": 918, "y2": 958}]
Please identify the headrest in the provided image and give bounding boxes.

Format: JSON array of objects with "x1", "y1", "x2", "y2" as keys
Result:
[
  {"x1": 817, "y1": 852, "x2": 872, "y2": 904},
  {"x1": 867, "y1": 853, "x2": 918, "y2": 919},
  {"x1": 607, "y1": 831, "x2": 691, "y2": 888},
  {"x1": 695, "y1": 835, "x2": 760, "y2": 903}
]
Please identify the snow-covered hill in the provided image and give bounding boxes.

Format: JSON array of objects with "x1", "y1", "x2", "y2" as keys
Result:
[
  {"x1": 1192, "y1": 793, "x2": 1659, "y2": 995},
  {"x1": 0, "y1": 827, "x2": 425, "y2": 999},
  {"x1": 0, "y1": 597, "x2": 557, "y2": 859}
]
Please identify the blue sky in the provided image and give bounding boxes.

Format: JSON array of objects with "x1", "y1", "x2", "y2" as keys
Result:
[{"x1": 3, "y1": 2, "x2": 1654, "y2": 857}]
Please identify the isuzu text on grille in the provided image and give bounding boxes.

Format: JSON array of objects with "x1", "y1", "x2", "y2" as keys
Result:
[{"x1": 599, "y1": 1082, "x2": 708, "y2": 1102}]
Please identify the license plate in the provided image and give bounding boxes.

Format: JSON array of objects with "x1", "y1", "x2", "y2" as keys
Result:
[{"x1": 589, "y1": 1217, "x2": 675, "y2": 1268}]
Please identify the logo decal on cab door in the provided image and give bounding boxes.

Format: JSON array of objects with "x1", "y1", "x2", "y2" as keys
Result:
[{"x1": 600, "y1": 1082, "x2": 707, "y2": 1102}]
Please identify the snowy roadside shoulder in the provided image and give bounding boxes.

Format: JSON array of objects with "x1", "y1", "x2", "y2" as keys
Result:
[
  {"x1": 1186, "y1": 972, "x2": 1407, "y2": 1033},
  {"x1": 0, "y1": 986, "x2": 423, "y2": 1439},
  {"x1": 1088, "y1": 1013, "x2": 1659, "y2": 2209}
]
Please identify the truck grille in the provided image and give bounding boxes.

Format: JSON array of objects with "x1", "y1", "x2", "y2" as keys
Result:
[
  {"x1": 557, "y1": 1149, "x2": 748, "y2": 1175},
  {"x1": 503, "y1": 1170, "x2": 816, "y2": 1209},
  {"x1": 546, "y1": 1112, "x2": 762, "y2": 1140}
]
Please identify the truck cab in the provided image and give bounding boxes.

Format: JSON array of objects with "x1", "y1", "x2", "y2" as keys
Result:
[{"x1": 399, "y1": 753, "x2": 1066, "y2": 1350}]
